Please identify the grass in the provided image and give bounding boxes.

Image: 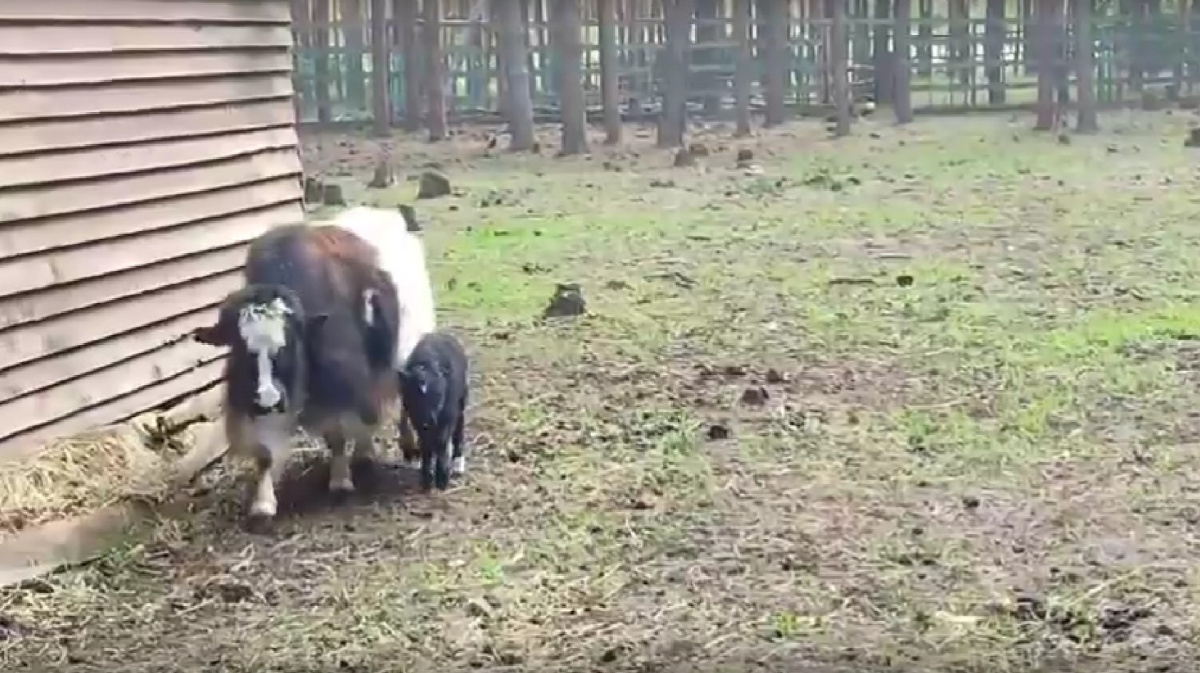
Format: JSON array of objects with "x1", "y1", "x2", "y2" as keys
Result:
[{"x1": 5, "y1": 109, "x2": 1200, "y2": 672}]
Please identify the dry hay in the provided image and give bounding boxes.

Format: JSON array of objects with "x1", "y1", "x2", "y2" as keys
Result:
[{"x1": 0, "y1": 410, "x2": 219, "y2": 540}]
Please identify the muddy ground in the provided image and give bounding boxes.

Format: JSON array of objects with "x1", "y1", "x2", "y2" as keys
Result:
[{"x1": 5, "y1": 110, "x2": 1200, "y2": 672}]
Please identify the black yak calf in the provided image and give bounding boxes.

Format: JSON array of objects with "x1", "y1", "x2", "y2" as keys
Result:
[
  {"x1": 398, "y1": 330, "x2": 469, "y2": 491},
  {"x1": 193, "y1": 224, "x2": 400, "y2": 526}
]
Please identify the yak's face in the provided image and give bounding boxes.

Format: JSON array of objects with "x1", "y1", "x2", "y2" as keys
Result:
[
  {"x1": 234, "y1": 296, "x2": 302, "y2": 414},
  {"x1": 195, "y1": 285, "x2": 318, "y2": 417}
]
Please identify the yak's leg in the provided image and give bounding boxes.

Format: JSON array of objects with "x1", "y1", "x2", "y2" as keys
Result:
[
  {"x1": 325, "y1": 427, "x2": 356, "y2": 496},
  {"x1": 242, "y1": 413, "x2": 294, "y2": 522},
  {"x1": 397, "y1": 407, "x2": 421, "y2": 464}
]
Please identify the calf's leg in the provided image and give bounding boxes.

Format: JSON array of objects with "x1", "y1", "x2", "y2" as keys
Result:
[
  {"x1": 434, "y1": 426, "x2": 454, "y2": 490},
  {"x1": 451, "y1": 398, "x2": 468, "y2": 477},
  {"x1": 325, "y1": 427, "x2": 356, "y2": 495}
]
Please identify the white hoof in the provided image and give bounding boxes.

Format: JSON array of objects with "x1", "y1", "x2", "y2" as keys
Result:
[
  {"x1": 329, "y1": 476, "x2": 356, "y2": 494},
  {"x1": 451, "y1": 455, "x2": 467, "y2": 477},
  {"x1": 249, "y1": 497, "x2": 277, "y2": 518}
]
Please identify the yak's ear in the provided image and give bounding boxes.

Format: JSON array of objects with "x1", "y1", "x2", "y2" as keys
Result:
[
  {"x1": 192, "y1": 323, "x2": 231, "y2": 347},
  {"x1": 305, "y1": 312, "x2": 330, "y2": 331}
]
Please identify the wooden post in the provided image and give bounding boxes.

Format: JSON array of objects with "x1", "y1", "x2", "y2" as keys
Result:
[
  {"x1": 370, "y1": 0, "x2": 391, "y2": 134},
  {"x1": 598, "y1": 0, "x2": 622, "y2": 143}
]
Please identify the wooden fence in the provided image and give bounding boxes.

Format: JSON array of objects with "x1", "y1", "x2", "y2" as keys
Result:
[{"x1": 291, "y1": 0, "x2": 1196, "y2": 126}]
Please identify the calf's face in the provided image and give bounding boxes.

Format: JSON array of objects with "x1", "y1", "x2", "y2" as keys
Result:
[{"x1": 400, "y1": 363, "x2": 446, "y2": 430}]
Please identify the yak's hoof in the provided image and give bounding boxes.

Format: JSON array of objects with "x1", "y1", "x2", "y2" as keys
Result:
[{"x1": 244, "y1": 513, "x2": 276, "y2": 535}]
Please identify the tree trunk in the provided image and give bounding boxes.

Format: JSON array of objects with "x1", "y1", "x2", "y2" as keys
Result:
[
  {"x1": 313, "y1": 0, "x2": 333, "y2": 124},
  {"x1": 551, "y1": 0, "x2": 589, "y2": 154},
  {"x1": 658, "y1": 0, "x2": 694, "y2": 147},
  {"x1": 760, "y1": 0, "x2": 788, "y2": 126},
  {"x1": 694, "y1": 0, "x2": 721, "y2": 115},
  {"x1": 948, "y1": 0, "x2": 968, "y2": 87},
  {"x1": 422, "y1": 0, "x2": 447, "y2": 140},
  {"x1": 521, "y1": 0, "x2": 538, "y2": 103},
  {"x1": 1034, "y1": 0, "x2": 1059, "y2": 130},
  {"x1": 291, "y1": 0, "x2": 309, "y2": 123},
  {"x1": 1073, "y1": 0, "x2": 1098, "y2": 131},
  {"x1": 853, "y1": 0, "x2": 871, "y2": 71},
  {"x1": 893, "y1": 0, "x2": 912, "y2": 123},
  {"x1": 916, "y1": 0, "x2": 932, "y2": 77},
  {"x1": 1022, "y1": 0, "x2": 1035, "y2": 73},
  {"x1": 598, "y1": 0, "x2": 621, "y2": 143},
  {"x1": 370, "y1": 0, "x2": 391, "y2": 135},
  {"x1": 985, "y1": 0, "x2": 1006, "y2": 104},
  {"x1": 344, "y1": 0, "x2": 368, "y2": 111},
  {"x1": 399, "y1": 0, "x2": 422, "y2": 131},
  {"x1": 733, "y1": 0, "x2": 753, "y2": 136},
  {"x1": 832, "y1": 0, "x2": 850, "y2": 135},
  {"x1": 872, "y1": 0, "x2": 891, "y2": 104},
  {"x1": 497, "y1": 0, "x2": 536, "y2": 149}
]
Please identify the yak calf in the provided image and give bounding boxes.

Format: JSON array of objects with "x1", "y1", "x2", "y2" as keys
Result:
[{"x1": 398, "y1": 330, "x2": 469, "y2": 491}]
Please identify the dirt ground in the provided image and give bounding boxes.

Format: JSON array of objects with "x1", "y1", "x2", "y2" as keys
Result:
[{"x1": 5, "y1": 109, "x2": 1200, "y2": 672}]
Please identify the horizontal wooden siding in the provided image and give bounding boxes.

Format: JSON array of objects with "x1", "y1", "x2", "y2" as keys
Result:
[{"x1": 0, "y1": 0, "x2": 305, "y2": 462}]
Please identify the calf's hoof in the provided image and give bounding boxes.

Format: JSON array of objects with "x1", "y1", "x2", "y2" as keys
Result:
[{"x1": 434, "y1": 466, "x2": 452, "y2": 491}]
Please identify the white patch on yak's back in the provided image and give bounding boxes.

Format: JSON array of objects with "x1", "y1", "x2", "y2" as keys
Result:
[
  {"x1": 328, "y1": 206, "x2": 437, "y2": 369},
  {"x1": 237, "y1": 298, "x2": 292, "y2": 409},
  {"x1": 363, "y1": 288, "x2": 378, "y2": 326}
]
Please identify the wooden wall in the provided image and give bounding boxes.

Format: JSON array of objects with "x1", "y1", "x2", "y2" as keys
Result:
[{"x1": 0, "y1": 0, "x2": 304, "y2": 462}]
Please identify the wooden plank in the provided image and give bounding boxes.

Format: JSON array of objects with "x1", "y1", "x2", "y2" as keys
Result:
[
  {"x1": 0, "y1": 177, "x2": 299, "y2": 262},
  {"x1": 0, "y1": 24, "x2": 293, "y2": 56},
  {"x1": 0, "y1": 271, "x2": 240, "y2": 375},
  {"x1": 0, "y1": 50, "x2": 292, "y2": 88},
  {"x1": 0, "y1": 505, "x2": 145, "y2": 585},
  {"x1": 0, "y1": 99, "x2": 293, "y2": 156},
  {"x1": 0, "y1": 126, "x2": 298, "y2": 189},
  {"x1": 0, "y1": 341, "x2": 224, "y2": 442},
  {"x1": 0, "y1": 359, "x2": 226, "y2": 461},
  {"x1": 0, "y1": 71, "x2": 293, "y2": 122},
  {"x1": 0, "y1": 419, "x2": 230, "y2": 587},
  {"x1": 0, "y1": 306, "x2": 220, "y2": 405},
  {"x1": 0, "y1": 0, "x2": 291, "y2": 23},
  {"x1": 0, "y1": 147, "x2": 301, "y2": 224},
  {"x1": 0, "y1": 245, "x2": 246, "y2": 331},
  {"x1": 0, "y1": 201, "x2": 296, "y2": 302}
]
